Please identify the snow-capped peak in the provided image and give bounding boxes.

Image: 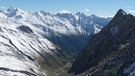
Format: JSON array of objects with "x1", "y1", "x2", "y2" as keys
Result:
[
  {"x1": 7, "y1": 7, "x2": 16, "y2": 12},
  {"x1": 5, "y1": 7, "x2": 27, "y2": 17},
  {"x1": 39, "y1": 10, "x2": 52, "y2": 16},
  {"x1": 6, "y1": 7, "x2": 23, "y2": 13},
  {"x1": 76, "y1": 12, "x2": 85, "y2": 16},
  {"x1": 39, "y1": 10, "x2": 45, "y2": 14}
]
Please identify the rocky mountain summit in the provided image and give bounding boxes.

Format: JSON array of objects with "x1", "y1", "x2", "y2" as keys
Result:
[{"x1": 69, "y1": 9, "x2": 135, "y2": 76}]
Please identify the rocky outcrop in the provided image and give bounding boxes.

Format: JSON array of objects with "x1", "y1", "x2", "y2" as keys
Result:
[
  {"x1": 69, "y1": 9, "x2": 135, "y2": 76},
  {"x1": 18, "y1": 25, "x2": 33, "y2": 33}
]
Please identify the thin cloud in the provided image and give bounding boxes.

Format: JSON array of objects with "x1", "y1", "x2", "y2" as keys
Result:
[
  {"x1": 128, "y1": 9, "x2": 135, "y2": 13},
  {"x1": 59, "y1": 10, "x2": 70, "y2": 14},
  {"x1": 126, "y1": 6, "x2": 132, "y2": 9},
  {"x1": 85, "y1": 9, "x2": 90, "y2": 12},
  {"x1": 98, "y1": 14, "x2": 114, "y2": 18},
  {"x1": 0, "y1": 6, "x2": 6, "y2": 10},
  {"x1": 126, "y1": 6, "x2": 135, "y2": 14}
]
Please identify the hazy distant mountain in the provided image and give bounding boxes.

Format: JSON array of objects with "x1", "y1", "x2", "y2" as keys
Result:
[{"x1": 69, "y1": 9, "x2": 135, "y2": 76}]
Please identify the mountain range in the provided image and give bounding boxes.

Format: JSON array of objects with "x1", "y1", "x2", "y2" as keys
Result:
[{"x1": 0, "y1": 7, "x2": 110, "y2": 76}]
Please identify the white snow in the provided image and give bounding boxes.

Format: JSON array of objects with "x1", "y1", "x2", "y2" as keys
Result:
[
  {"x1": 0, "y1": 70, "x2": 29, "y2": 76},
  {"x1": 75, "y1": 15, "x2": 79, "y2": 20},
  {"x1": 0, "y1": 13, "x2": 56, "y2": 75},
  {"x1": 122, "y1": 10, "x2": 127, "y2": 15},
  {"x1": 94, "y1": 24, "x2": 103, "y2": 34},
  {"x1": 0, "y1": 8, "x2": 110, "y2": 76}
]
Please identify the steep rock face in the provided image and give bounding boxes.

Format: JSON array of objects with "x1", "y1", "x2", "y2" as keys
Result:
[
  {"x1": 69, "y1": 9, "x2": 135, "y2": 76},
  {"x1": 18, "y1": 25, "x2": 33, "y2": 33}
]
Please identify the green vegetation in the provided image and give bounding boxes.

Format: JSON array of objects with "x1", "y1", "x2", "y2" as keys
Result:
[{"x1": 37, "y1": 49, "x2": 76, "y2": 76}]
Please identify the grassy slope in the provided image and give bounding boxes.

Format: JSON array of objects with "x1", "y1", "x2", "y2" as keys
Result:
[{"x1": 37, "y1": 49, "x2": 76, "y2": 76}]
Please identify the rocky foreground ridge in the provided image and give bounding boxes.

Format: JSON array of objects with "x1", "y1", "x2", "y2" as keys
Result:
[{"x1": 69, "y1": 9, "x2": 135, "y2": 76}]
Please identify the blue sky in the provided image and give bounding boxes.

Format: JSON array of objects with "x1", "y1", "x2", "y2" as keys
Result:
[{"x1": 0, "y1": 0, "x2": 135, "y2": 17}]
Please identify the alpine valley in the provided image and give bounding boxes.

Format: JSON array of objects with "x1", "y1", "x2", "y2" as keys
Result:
[{"x1": 0, "y1": 7, "x2": 110, "y2": 76}]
